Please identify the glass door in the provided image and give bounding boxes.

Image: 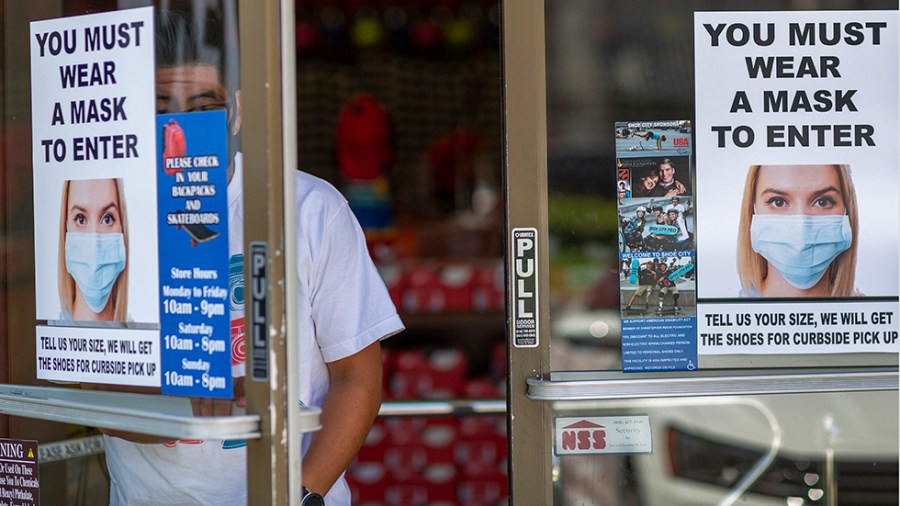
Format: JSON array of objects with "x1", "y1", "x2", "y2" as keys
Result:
[
  {"x1": 1, "y1": 1, "x2": 304, "y2": 503},
  {"x1": 504, "y1": 1, "x2": 899, "y2": 504}
]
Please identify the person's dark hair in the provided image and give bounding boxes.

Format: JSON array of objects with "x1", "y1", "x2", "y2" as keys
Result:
[
  {"x1": 660, "y1": 158, "x2": 675, "y2": 170},
  {"x1": 155, "y1": 8, "x2": 238, "y2": 92},
  {"x1": 155, "y1": 7, "x2": 241, "y2": 161}
]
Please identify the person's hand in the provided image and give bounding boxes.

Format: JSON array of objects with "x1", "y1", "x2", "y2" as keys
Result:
[
  {"x1": 665, "y1": 181, "x2": 686, "y2": 197},
  {"x1": 190, "y1": 376, "x2": 245, "y2": 416}
]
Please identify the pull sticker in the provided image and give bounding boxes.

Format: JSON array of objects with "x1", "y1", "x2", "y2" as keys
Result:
[{"x1": 511, "y1": 228, "x2": 538, "y2": 348}]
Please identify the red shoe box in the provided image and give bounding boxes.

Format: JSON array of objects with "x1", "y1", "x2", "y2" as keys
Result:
[
  {"x1": 389, "y1": 349, "x2": 468, "y2": 400},
  {"x1": 353, "y1": 411, "x2": 509, "y2": 505},
  {"x1": 463, "y1": 376, "x2": 504, "y2": 398},
  {"x1": 402, "y1": 265, "x2": 445, "y2": 313},
  {"x1": 377, "y1": 418, "x2": 428, "y2": 487},
  {"x1": 382, "y1": 260, "x2": 506, "y2": 314},
  {"x1": 384, "y1": 443, "x2": 428, "y2": 475},
  {"x1": 457, "y1": 470, "x2": 508, "y2": 506},
  {"x1": 455, "y1": 416, "x2": 508, "y2": 467},
  {"x1": 421, "y1": 417, "x2": 459, "y2": 464},
  {"x1": 347, "y1": 461, "x2": 386, "y2": 505},
  {"x1": 424, "y1": 349, "x2": 467, "y2": 399},
  {"x1": 438, "y1": 264, "x2": 475, "y2": 311},
  {"x1": 384, "y1": 417, "x2": 427, "y2": 445},
  {"x1": 385, "y1": 463, "x2": 457, "y2": 506},
  {"x1": 384, "y1": 476, "x2": 428, "y2": 506},
  {"x1": 423, "y1": 463, "x2": 457, "y2": 505},
  {"x1": 389, "y1": 350, "x2": 431, "y2": 399},
  {"x1": 356, "y1": 420, "x2": 387, "y2": 463},
  {"x1": 383, "y1": 417, "x2": 459, "y2": 473},
  {"x1": 471, "y1": 262, "x2": 505, "y2": 312},
  {"x1": 458, "y1": 460, "x2": 508, "y2": 506}
]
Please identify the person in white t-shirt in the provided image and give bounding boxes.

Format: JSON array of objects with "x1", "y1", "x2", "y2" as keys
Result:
[
  {"x1": 662, "y1": 196, "x2": 685, "y2": 216},
  {"x1": 101, "y1": 10, "x2": 403, "y2": 506}
]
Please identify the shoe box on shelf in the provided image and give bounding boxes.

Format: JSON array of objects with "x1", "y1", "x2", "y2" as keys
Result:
[{"x1": 349, "y1": 343, "x2": 508, "y2": 506}]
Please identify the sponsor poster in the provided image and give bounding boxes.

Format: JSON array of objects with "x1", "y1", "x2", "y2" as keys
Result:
[
  {"x1": 30, "y1": 8, "x2": 234, "y2": 396},
  {"x1": 695, "y1": 11, "x2": 899, "y2": 355},
  {"x1": 615, "y1": 121, "x2": 698, "y2": 372}
]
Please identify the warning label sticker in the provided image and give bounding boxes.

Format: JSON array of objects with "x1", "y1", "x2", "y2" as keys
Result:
[{"x1": 0, "y1": 438, "x2": 39, "y2": 506}]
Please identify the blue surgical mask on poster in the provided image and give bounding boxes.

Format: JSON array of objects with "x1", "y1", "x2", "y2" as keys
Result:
[
  {"x1": 65, "y1": 232, "x2": 126, "y2": 313},
  {"x1": 750, "y1": 214, "x2": 852, "y2": 289}
]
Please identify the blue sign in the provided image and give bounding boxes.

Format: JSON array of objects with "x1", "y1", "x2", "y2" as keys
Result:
[
  {"x1": 622, "y1": 317, "x2": 698, "y2": 372},
  {"x1": 157, "y1": 111, "x2": 231, "y2": 398}
]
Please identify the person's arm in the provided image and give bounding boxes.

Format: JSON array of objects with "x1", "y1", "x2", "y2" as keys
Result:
[
  {"x1": 664, "y1": 180, "x2": 687, "y2": 197},
  {"x1": 301, "y1": 340, "x2": 383, "y2": 496}
]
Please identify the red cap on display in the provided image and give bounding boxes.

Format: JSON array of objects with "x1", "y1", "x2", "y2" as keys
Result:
[
  {"x1": 336, "y1": 93, "x2": 392, "y2": 181},
  {"x1": 427, "y1": 130, "x2": 482, "y2": 193}
]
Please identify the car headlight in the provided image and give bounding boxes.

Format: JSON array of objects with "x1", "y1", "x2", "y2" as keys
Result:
[{"x1": 666, "y1": 426, "x2": 897, "y2": 505}]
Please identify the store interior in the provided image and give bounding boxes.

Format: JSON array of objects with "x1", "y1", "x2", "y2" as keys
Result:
[
  {"x1": 4, "y1": 0, "x2": 898, "y2": 504},
  {"x1": 2, "y1": 0, "x2": 511, "y2": 503},
  {"x1": 290, "y1": 2, "x2": 508, "y2": 502}
]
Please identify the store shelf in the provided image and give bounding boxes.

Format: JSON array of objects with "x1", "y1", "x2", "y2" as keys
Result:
[
  {"x1": 0, "y1": 384, "x2": 318, "y2": 440},
  {"x1": 380, "y1": 399, "x2": 506, "y2": 417},
  {"x1": 398, "y1": 311, "x2": 504, "y2": 331}
]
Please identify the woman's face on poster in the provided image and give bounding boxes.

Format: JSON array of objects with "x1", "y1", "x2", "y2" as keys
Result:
[
  {"x1": 753, "y1": 164, "x2": 846, "y2": 217},
  {"x1": 66, "y1": 179, "x2": 123, "y2": 234}
]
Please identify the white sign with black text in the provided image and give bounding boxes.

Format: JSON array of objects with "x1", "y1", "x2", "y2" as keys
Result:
[
  {"x1": 695, "y1": 11, "x2": 898, "y2": 355},
  {"x1": 30, "y1": 8, "x2": 160, "y2": 385},
  {"x1": 555, "y1": 415, "x2": 652, "y2": 455}
]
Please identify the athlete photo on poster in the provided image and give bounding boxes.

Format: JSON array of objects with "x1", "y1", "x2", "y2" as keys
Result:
[
  {"x1": 615, "y1": 120, "x2": 692, "y2": 157},
  {"x1": 619, "y1": 197, "x2": 695, "y2": 254},
  {"x1": 620, "y1": 256, "x2": 696, "y2": 320}
]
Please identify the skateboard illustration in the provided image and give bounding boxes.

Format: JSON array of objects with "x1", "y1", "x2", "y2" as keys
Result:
[{"x1": 172, "y1": 210, "x2": 219, "y2": 247}]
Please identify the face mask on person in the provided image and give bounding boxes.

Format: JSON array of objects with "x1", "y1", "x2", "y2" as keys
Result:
[
  {"x1": 750, "y1": 214, "x2": 852, "y2": 289},
  {"x1": 65, "y1": 232, "x2": 126, "y2": 313}
]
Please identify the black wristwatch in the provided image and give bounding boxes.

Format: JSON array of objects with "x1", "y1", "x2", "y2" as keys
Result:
[{"x1": 301, "y1": 486, "x2": 325, "y2": 506}]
